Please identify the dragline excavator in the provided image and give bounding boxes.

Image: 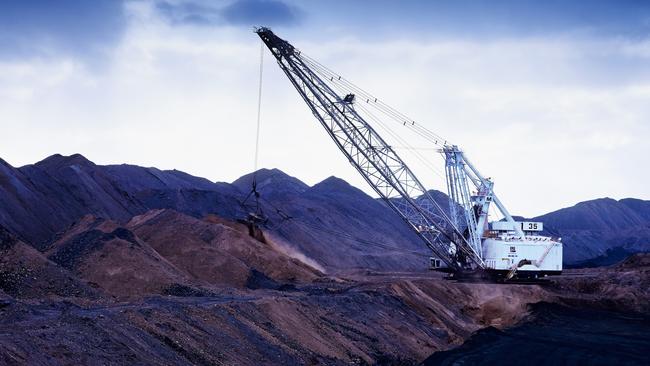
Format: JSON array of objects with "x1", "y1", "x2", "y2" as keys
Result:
[{"x1": 255, "y1": 27, "x2": 562, "y2": 280}]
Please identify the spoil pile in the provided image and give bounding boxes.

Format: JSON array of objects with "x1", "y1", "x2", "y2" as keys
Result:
[{"x1": 127, "y1": 209, "x2": 322, "y2": 289}]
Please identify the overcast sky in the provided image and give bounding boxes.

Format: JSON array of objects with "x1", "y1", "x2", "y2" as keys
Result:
[{"x1": 1, "y1": 0, "x2": 649, "y2": 217}]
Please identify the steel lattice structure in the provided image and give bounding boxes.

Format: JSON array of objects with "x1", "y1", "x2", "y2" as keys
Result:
[{"x1": 256, "y1": 27, "x2": 484, "y2": 271}]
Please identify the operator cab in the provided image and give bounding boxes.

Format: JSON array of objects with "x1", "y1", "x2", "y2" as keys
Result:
[{"x1": 343, "y1": 93, "x2": 355, "y2": 104}]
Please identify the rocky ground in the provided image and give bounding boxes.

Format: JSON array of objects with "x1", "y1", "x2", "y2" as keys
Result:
[
  {"x1": 0, "y1": 208, "x2": 648, "y2": 365},
  {"x1": 550, "y1": 253, "x2": 650, "y2": 314},
  {"x1": 1, "y1": 256, "x2": 647, "y2": 364},
  {"x1": 0, "y1": 274, "x2": 551, "y2": 365}
]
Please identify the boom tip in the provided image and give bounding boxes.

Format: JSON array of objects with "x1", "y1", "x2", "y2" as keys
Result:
[{"x1": 254, "y1": 26, "x2": 272, "y2": 34}]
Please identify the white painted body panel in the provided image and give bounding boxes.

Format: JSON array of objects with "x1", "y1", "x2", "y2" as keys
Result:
[
  {"x1": 490, "y1": 221, "x2": 517, "y2": 231},
  {"x1": 482, "y1": 236, "x2": 562, "y2": 272}
]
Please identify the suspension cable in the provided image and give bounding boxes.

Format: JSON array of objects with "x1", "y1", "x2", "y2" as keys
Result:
[
  {"x1": 300, "y1": 54, "x2": 451, "y2": 147},
  {"x1": 355, "y1": 102, "x2": 447, "y2": 181}
]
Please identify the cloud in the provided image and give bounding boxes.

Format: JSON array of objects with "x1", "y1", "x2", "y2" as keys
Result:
[
  {"x1": 155, "y1": 0, "x2": 299, "y2": 27},
  {"x1": 1, "y1": 2, "x2": 648, "y2": 218},
  {"x1": 0, "y1": 0, "x2": 126, "y2": 62},
  {"x1": 221, "y1": 0, "x2": 299, "y2": 26}
]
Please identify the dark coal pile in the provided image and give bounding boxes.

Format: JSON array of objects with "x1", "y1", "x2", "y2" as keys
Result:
[
  {"x1": 48, "y1": 228, "x2": 139, "y2": 270},
  {"x1": 0, "y1": 227, "x2": 98, "y2": 299},
  {"x1": 422, "y1": 302, "x2": 650, "y2": 366}
]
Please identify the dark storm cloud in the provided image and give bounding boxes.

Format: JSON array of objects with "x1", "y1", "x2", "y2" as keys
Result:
[
  {"x1": 222, "y1": 0, "x2": 298, "y2": 26},
  {"x1": 0, "y1": 0, "x2": 126, "y2": 60},
  {"x1": 155, "y1": 0, "x2": 299, "y2": 27}
]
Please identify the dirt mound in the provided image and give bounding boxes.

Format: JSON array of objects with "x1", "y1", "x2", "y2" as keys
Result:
[
  {"x1": 46, "y1": 218, "x2": 194, "y2": 298},
  {"x1": 127, "y1": 209, "x2": 322, "y2": 288},
  {"x1": 0, "y1": 226, "x2": 97, "y2": 299},
  {"x1": 37, "y1": 210, "x2": 322, "y2": 297},
  {"x1": 616, "y1": 253, "x2": 650, "y2": 270},
  {"x1": 552, "y1": 255, "x2": 650, "y2": 313}
]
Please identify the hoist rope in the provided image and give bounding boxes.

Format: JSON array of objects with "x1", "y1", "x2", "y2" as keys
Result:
[
  {"x1": 240, "y1": 40, "x2": 266, "y2": 215},
  {"x1": 253, "y1": 39, "x2": 265, "y2": 176}
]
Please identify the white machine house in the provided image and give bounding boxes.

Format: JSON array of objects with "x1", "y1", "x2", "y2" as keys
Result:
[
  {"x1": 483, "y1": 221, "x2": 562, "y2": 277},
  {"x1": 442, "y1": 145, "x2": 562, "y2": 279}
]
